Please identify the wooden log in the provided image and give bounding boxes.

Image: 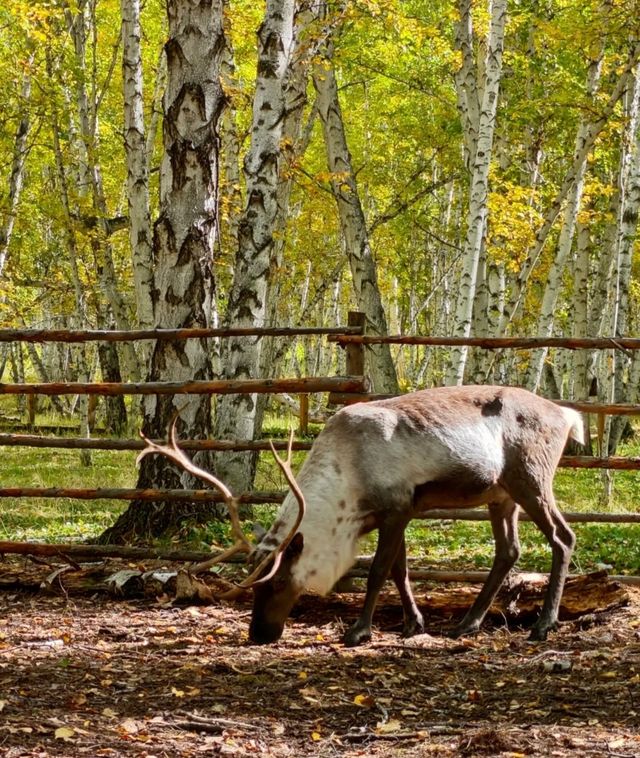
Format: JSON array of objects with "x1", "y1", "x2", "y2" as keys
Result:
[
  {"x1": 298, "y1": 394, "x2": 309, "y2": 436},
  {"x1": 0, "y1": 325, "x2": 363, "y2": 344},
  {"x1": 0, "y1": 541, "x2": 217, "y2": 562},
  {"x1": 418, "y1": 508, "x2": 640, "y2": 524},
  {"x1": 328, "y1": 334, "x2": 640, "y2": 351},
  {"x1": 0, "y1": 434, "x2": 639, "y2": 472},
  {"x1": 0, "y1": 375, "x2": 367, "y2": 397},
  {"x1": 348, "y1": 565, "x2": 640, "y2": 587},
  {"x1": 0, "y1": 487, "x2": 285, "y2": 503},
  {"x1": 0, "y1": 433, "x2": 314, "y2": 452}
]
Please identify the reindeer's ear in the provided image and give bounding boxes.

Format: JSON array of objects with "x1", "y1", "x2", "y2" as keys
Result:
[{"x1": 285, "y1": 532, "x2": 304, "y2": 558}]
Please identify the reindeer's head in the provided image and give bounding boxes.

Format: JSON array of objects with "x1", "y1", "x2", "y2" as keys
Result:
[
  {"x1": 248, "y1": 530, "x2": 304, "y2": 644},
  {"x1": 138, "y1": 425, "x2": 306, "y2": 645}
]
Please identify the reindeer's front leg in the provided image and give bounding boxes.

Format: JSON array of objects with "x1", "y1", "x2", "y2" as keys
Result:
[
  {"x1": 343, "y1": 514, "x2": 408, "y2": 647},
  {"x1": 390, "y1": 534, "x2": 424, "y2": 638}
]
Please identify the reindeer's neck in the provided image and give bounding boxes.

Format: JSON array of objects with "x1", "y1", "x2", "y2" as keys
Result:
[{"x1": 261, "y1": 444, "x2": 363, "y2": 595}]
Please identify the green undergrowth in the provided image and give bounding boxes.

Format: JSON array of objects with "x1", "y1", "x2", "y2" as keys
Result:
[{"x1": 0, "y1": 427, "x2": 638, "y2": 576}]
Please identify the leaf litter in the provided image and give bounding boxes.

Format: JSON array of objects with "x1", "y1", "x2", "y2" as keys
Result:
[{"x1": 0, "y1": 560, "x2": 639, "y2": 757}]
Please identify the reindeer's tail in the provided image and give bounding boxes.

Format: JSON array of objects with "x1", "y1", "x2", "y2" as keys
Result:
[{"x1": 561, "y1": 407, "x2": 585, "y2": 446}]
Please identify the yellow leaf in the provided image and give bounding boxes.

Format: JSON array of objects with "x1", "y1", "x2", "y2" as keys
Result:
[
  {"x1": 171, "y1": 687, "x2": 185, "y2": 697},
  {"x1": 376, "y1": 719, "x2": 402, "y2": 734},
  {"x1": 298, "y1": 671, "x2": 308, "y2": 680},
  {"x1": 311, "y1": 731, "x2": 322, "y2": 741},
  {"x1": 353, "y1": 693, "x2": 376, "y2": 708},
  {"x1": 601, "y1": 671, "x2": 617, "y2": 679},
  {"x1": 55, "y1": 726, "x2": 75, "y2": 741}
]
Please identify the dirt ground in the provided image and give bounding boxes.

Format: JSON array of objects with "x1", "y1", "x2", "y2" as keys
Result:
[{"x1": 1, "y1": 562, "x2": 639, "y2": 758}]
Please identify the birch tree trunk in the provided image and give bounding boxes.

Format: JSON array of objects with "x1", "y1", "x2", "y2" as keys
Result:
[
  {"x1": 603, "y1": 65, "x2": 640, "y2": 456},
  {"x1": 65, "y1": 0, "x2": 140, "y2": 382},
  {"x1": 50, "y1": 77, "x2": 92, "y2": 466},
  {"x1": 312, "y1": 28, "x2": 398, "y2": 394},
  {"x1": 446, "y1": 0, "x2": 507, "y2": 385},
  {"x1": 212, "y1": 0, "x2": 295, "y2": 494},
  {"x1": 100, "y1": 0, "x2": 225, "y2": 543},
  {"x1": 0, "y1": 52, "x2": 34, "y2": 280},
  {"x1": 121, "y1": 0, "x2": 154, "y2": 332},
  {"x1": 525, "y1": 45, "x2": 606, "y2": 391}
]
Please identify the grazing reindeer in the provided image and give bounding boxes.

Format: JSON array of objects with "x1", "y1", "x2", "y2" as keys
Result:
[
  {"x1": 248, "y1": 386, "x2": 583, "y2": 646},
  {"x1": 142, "y1": 386, "x2": 584, "y2": 647}
]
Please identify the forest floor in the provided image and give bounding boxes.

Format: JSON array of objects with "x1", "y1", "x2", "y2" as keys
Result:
[{"x1": 0, "y1": 559, "x2": 639, "y2": 758}]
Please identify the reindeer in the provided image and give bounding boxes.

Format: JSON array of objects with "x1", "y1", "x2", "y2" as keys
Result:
[{"x1": 141, "y1": 385, "x2": 584, "y2": 647}]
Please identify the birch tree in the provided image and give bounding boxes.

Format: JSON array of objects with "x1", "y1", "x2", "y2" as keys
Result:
[
  {"x1": 0, "y1": 52, "x2": 33, "y2": 280},
  {"x1": 525, "y1": 31, "x2": 607, "y2": 391},
  {"x1": 121, "y1": 0, "x2": 154, "y2": 332},
  {"x1": 446, "y1": 0, "x2": 507, "y2": 385},
  {"x1": 213, "y1": 0, "x2": 295, "y2": 494},
  {"x1": 312, "y1": 16, "x2": 398, "y2": 394},
  {"x1": 600, "y1": 64, "x2": 640, "y2": 462},
  {"x1": 100, "y1": 0, "x2": 225, "y2": 543}
]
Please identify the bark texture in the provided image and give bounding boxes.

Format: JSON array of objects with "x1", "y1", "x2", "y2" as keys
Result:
[
  {"x1": 121, "y1": 0, "x2": 155, "y2": 332},
  {"x1": 312, "y1": 20, "x2": 398, "y2": 395},
  {"x1": 446, "y1": 0, "x2": 507, "y2": 384},
  {"x1": 213, "y1": 0, "x2": 296, "y2": 494},
  {"x1": 100, "y1": 0, "x2": 226, "y2": 543}
]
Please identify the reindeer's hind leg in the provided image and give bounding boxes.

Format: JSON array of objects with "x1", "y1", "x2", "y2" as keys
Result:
[
  {"x1": 504, "y1": 477, "x2": 575, "y2": 641},
  {"x1": 390, "y1": 534, "x2": 425, "y2": 638},
  {"x1": 450, "y1": 497, "x2": 520, "y2": 638},
  {"x1": 343, "y1": 512, "x2": 409, "y2": 647}
]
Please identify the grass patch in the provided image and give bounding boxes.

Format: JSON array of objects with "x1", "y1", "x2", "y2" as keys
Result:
[{"x1": 0, "y1": 447, "x2": 136, "y2": 542}]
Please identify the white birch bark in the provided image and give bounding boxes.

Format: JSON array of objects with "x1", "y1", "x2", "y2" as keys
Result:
[
  {"x1": 604, "y1": 65, "x2": 640, "y2": 455},
  {"x1": 66, "y1": 0, "x2": 140, "y2": 380},
  {"x1": 101, "y1": 0, "x2": 227, "y2": 542},
  {"x1": 446, "y1": 0, "x2": 507, "y2": 385},
  {"x1": 213, "y1": 0, "x2": 295, "y2": 494},
  {"x1": 525, "y1": 49, "x2": 606, "y2": 391},
  {"x1": 0, "y1": 53, "x2": 34, "y2": 280},
  {"x1": 121, "y1": 0, "x2": 154, "y2": 331},
  {"x1": 312, "y1": 34, "x2": 398, "y2": 394},
  {"x1": 571, "y1": 216, "x2": 592, "y2": 405}
]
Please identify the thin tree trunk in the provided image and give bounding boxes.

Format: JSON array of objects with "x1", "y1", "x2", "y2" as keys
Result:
[
  {"x1": 66, "y1": 0, "x2": 140, "y2": 382},
  {"x1": 0, "y1": 52, "x2": 34, "y2": 280},
  {"x1": 312, "y1": 20, "x2": 398, "y2": 394},
  {"x1": 446, "y1": 0, "x2": 507, "y2": 384},
  {"x1": 525, "y1": 39, "x2": 606, "y2": 391},
  {"x1": 121, "y1": 0, "x2": 154, "y2": 332}
]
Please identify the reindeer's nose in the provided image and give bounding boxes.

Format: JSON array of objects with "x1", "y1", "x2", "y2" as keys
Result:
[{"x1": 249, "y1": 620, "x2": 284, "y2": 645}]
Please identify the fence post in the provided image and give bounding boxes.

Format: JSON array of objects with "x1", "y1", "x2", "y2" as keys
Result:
[
  {"x1": 346, "y1": 311, "x2": 366, "y2": 376},
  {"x1": 298, "y1": 394, "x2": 309, "y2": 436}
]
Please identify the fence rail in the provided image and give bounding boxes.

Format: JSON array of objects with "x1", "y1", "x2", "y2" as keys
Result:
[
  {"x1": 0, "y1": 376, "x2": 366, "y2": 397},
  {"x1": 0, "y1": 325, "x2": 362, "y2": 343},
  {"x1": 329, "y1": 334, "x2": 640, "y2": 350}
]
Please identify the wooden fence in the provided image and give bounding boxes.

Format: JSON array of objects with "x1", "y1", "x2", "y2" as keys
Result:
[{"x1": 0, "y1": 315, "x2": 639, "y2": 550}]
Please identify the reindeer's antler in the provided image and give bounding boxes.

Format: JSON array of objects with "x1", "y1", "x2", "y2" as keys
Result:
[
  {"x1": 138, "y1": 424, "x2": 306, "y2": 598},
  {"x1": 138, "y1": 419, "x2": 253, "y2": 566},
  {"x1": 216, "y1": 429, "x2": 307, "y2": 597}
]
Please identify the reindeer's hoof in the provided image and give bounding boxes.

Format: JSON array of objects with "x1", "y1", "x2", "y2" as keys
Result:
[
  {"x1": 343, "y1": 623, "x2": 372, "y2": 647},
  {"x1": 448, "y1": 621, "x2": 481, "y2": 639},
  {"x1": 401, "y1": 614, "x2": 425, "y2": 639},
  {"x1": 528, "y1": 624, "x2": 552, "y2": 642}
]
